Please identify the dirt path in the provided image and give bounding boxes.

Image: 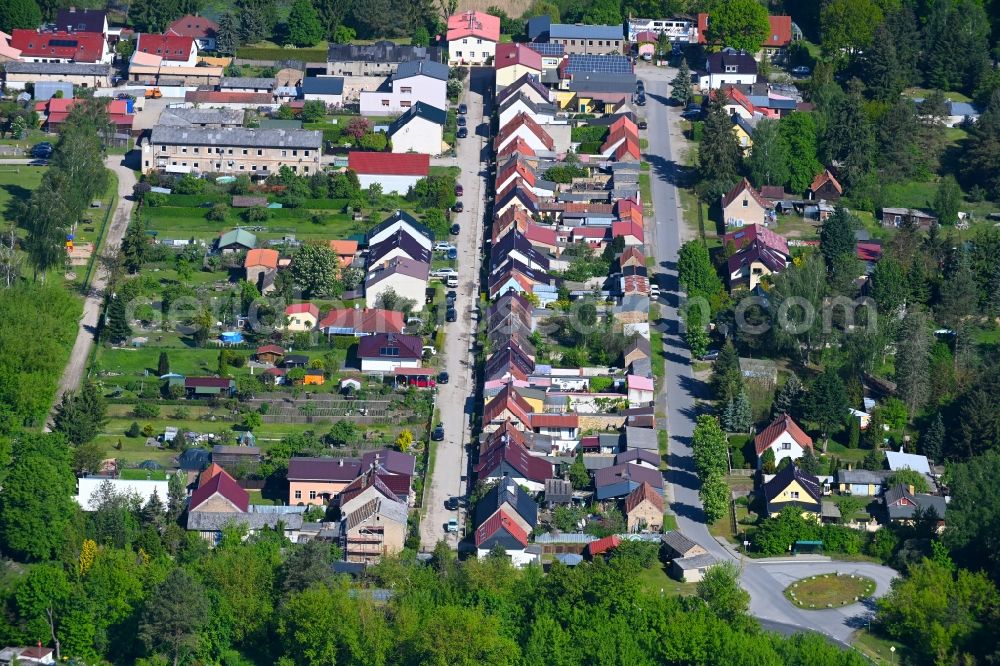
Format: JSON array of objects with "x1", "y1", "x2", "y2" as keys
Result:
[{"x1": 48, "y1": 155, "x2": 137, "y2": 423}]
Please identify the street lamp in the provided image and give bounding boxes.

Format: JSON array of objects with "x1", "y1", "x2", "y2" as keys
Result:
[{"x1": 890, "y1": 645, "x2": 895, "y2": 665}]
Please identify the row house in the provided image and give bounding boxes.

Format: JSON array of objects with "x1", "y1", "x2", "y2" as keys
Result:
[{"x1": 141, "y1": 126, "x2": 322, "y2": 176}]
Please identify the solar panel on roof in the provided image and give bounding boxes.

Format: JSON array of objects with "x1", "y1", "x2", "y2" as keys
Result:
[
  {"x1": 565, "y1": 54, "x2": 632, "y2": 75},
  {"x1": 528, "y1": 43, "x2": 563, "y2": 56}
]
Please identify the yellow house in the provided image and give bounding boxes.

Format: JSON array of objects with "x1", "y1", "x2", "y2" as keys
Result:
[
  {"x1": 284, "y1": 303, "x2": 319, "y2": 332},
  {"x1": 731, "y1": 116, "x2": 754, "y2": 157},
  {"x1": 763, "y1": 464, "x2": 822, "y2": 518},
  {"x1": 495, "y1": 43, "x2": 542, "y2": 89},
  {"x1": 721, "y1": 178, "x2": 769, "y2": 227}
]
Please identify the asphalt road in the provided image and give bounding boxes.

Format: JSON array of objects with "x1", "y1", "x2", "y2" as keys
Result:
[
  {"x1": 419, "y1": 68, "x2": 491, "y2": 551},
  {"x1": 640, "y1": 64, "x2": 896, "y2": 643},
  {"x1": 48, "y1": 154, "x2": 137, "y2": 423}
]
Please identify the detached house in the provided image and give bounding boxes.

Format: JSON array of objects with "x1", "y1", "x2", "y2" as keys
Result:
[
  {"x1": 359, "y1": 58, "x2": 448, "y2": 115},
  {"x1": 187, "y1": 465, "x2": 302, "y2": 542},
  {"x1": 882, "y1": 484, "x2": 947, "y2": 528},
  {"x1": 11, "y1": 28, "x2": 110, "y2": 64},
  {"x1": 319, "y1": 308, "x2": 405, "y2": 337},
  {"x1": 134, "y1": 33, "x2": 198, "y2": 67},
  {"x1": 244, "y1": 248, "x2": 279, "y2": 294},
  {"x1": 473, "y1": 475, "x2": 539, "y2": 566},
  {"x1": 762, "y1": 463, "x2": 822, "y2": 517},
  {"x1": 326, "y1": 40, "x2": 443, "y2": 77},
  {"x1": 624, "y1": 481, "x2": 665, "y2": 532},
  {"x1": 721, "y1": 178, "x2": 770, "y2": 227},
  {"x1": 698, "y1": 48, "x2": 757, "y2": 90},
  {"x1": 807, "y1": 169, "x2": 842, "y2": 201},
  {"x1": 754, "y1": 413, "x2": 813, "y2": 468},
  {"x1": 348, "y1": 152, "x2": 429, "y2": 194},
  {"x1": 284, "y1": 303, "x2": 320, "y2": 332},
  {"x1": 358, "y1": 333, "x2": 423, "y2": 373},
  {"x1": 725, "y1": 226, "x2": 792, "y2": 290},
  {"x1": 167, "y1": 14, "x2": 219, "y2": 51},
  {"x1": 288, "y1": 457, "x2": 361, "y2": 506},
  {"x1": 388, "y1": 101, "x2": 447, "y2": 156},
  {"x1": 447, "y1": 10, "x2": 500, "y2": 66},
  {"x1": 365, "y1": 256, "x2": 429, "y2": 309}
]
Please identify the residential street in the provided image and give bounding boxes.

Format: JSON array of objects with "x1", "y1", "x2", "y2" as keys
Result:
[
  {"x1": 47, "y1": 155, "x2": 137, "y2": 424},
  {"x1": 419, "y1": 69, "x2": 491, "y2": 550},
  {"x1": 641, "y1": 64, "x2": 896, "y2": 644}
]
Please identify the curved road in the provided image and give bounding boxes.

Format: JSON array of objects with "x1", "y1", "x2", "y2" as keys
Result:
[
  {"x1": 640, "y1": 64, "x2": 895, "y2": 643},
  {"x1": 49, "y1": 154, "x2": 138, "y2": 418}
]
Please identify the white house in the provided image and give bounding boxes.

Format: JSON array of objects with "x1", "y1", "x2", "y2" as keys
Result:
[
  {"x1": 358, "y1": 333, "x2": 423, "y2": 373},
  {"x1": 301, "y1": 76, "x2": 344, "y2": 108},
  {"x1": 627, "y1": 374, "x2": 654, "y2": 406},
  {"x1": 359, "y1": 59, "x2": 448, "y2": 116},
  {"x1": 134, "y1": 33, "x2": 198, "y2": 67},
  {"x1": 365, "y1": 257, "x2": 429, "y2": 309},
  {"x1": 754, "y1": 414, "x2": 814, "y2": 468},
  {"x1": 388, "y1": 101, "x2": 446, "y2": 156},
  {"x1": 498, "y1": 93, "x2": 559, "y2": 128},
  {"x1": 76, "y1": 477, "x2": 170, "y2": 511},
  {"x1": 347, "y1": 152, "x2": 429, "y2": 195},
  {"x1": 366, "y1": 210, "x2": 433, "y2": 250},
  {"x1": 447, "y1": 10, "x2": 501, "y2": 66},
  {"x1": 698, "y1": 48, "x2": 757, "y2": 90},
  {"x1": 627, "y1": 17, "x2": 698, "y2": 42}
]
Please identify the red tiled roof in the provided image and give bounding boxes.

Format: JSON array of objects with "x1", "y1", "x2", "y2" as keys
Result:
[
  {"x1": 608, "y1": 115, "x2": 638, "y2": 136},
  {"x1": 624, "y1": 481, "x2": 665, "y2": 514},
  {"x1": 135, "y1": 33, "x2": 195, "y2": 61},
  {"x1": 587, "y1": 535, "x2": 621, "y2": 556},
  {"x1": 754, "y1": 413, "x2": 814, "y2": 455},
  {"x1": 167, "y1": 14, "x2": 219, "y2": 39},
  {"x1": 495, "y1": 113, "x2": 555, "y2": 152},
  {"x1": 475, "y1": 508, "x2": 529, "y2": 548},
  {"x1": 612, "y1": 219, "x2": 644, "y2": 242},
  {"x1": 766, "y1": 15, "x2": 792, "y2": 48},
  {"x1": 497, "y1": 137, "x2": 536, "y2": 159},
  {"x1": 447, "y1": 10, "x2": 501, "y2": 42},
  {"x1": 475, "y1": 421, "x2": 553, "y2": 482},
  {"x1": 619, "y1": 245, "x2": 644, "y2": 266},
  {"x1": 760, "y1": 185, "x2": 787, "y2": 200},
  {"x1": 615, "y1": 138, "x2": 641, "y2": 161},
  {"x1": 245, "y1": 248, "x2": 278, "y2": 269},
  {"x1": 184, "y1": 90, "x2": 272, "y2": 105},
  {"x1": 319, "y1": 307, "x2": 405, "y2": 335},
  {"x1": 809, "y1": 169, "x2": 843, "y2": 195},
  {"x1": 497, "y1": 158, "x2": 536, "y2": 189},
  {"x1": 722, "y1": 223, "x2": 789, "y2": 256},
  {"x1": 724, "y1": 86, "x2": 756, "y2": 115},
  {"x1": 495, "y1": 42, "x2": 542, "y2": 71},
  {"x1": 721, "y1": 178, "x2": 770, "y2": 210},
  {"x1": 190, "y1": 467, "x2": 249, "y2": 512},
  {"x1": 483, "y1": 384, "x2": 533, "y2": 428},
  {"x1": 529, "y1": 413, "x2": 579, "y2": 428},
  {"x1": 857, "y1": 242, "x2": 883, "y2": 263},
  {"x1": 697, "y1": 12, "x2": 709, "y2": 44},
  {"x1": 256, "y1": 344, "x2": 284, "y2": 355},
  {"x1": 12, "y1": 29, "x2": 105, "y2": 62},
  {"x1": 199, "y1": 463, "x2": 225, "y2": 486},
  {"x1": 571, "y1": 226, "x2": 609, "y2": 241},
  {"x1": 284, "y1": 303, "x2": 319, "y2": 318},
  {"x1": 524, "y1": 223, "x2": 557, "y2": 247},
  {"x1": 633, "y1": 30, "x2": 659, "y2": 43},
  {"x1": 348, "y1": 151, "x2": 429, "y2": 176}
]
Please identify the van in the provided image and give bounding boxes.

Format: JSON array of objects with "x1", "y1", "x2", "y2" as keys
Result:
[{"x1": 446, "y1": 275, "x2": 459, "y2": 288}]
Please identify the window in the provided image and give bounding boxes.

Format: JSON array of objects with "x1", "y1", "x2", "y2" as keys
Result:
[
  {"x1": 292, "y1": 150, "x2": 298, "y2": 156},
  {"x1": 294, "y1": 490, "x2": 301, "y2": 499},
  {"x1": 257, "y1": 149, "x2": 263, "y2": 156},
  {"x1": 725, "y1": 65, "x2": 737, "y2": 73},
  {"x1": 309, "y1": 490, "x2": 317, "y2": 500},
  {"x1": 281, "y1": 150, "x2": 287, "y2": 157},
  {"x1": 790, "y1": 491, "x2": 800, "y2": 499},
  {"x1": 304, "y1": 150, "x2": 310, "y2": 156},
  {"x1": 400, "y1": 86, "x2": 412, "y2": 94},
  {"x1": 181, "y1": 147, "x2": 187, "y2": 153},
  {"x1": 382, "y1": 99, "x2": 390, "y2": 106},
  {"x1": 242, "y1": 149, "x2": 248, "y2": 155},
  {"x1": 400, "y1": 100, "x2": 411, "y2": 108},
  {"x1": 455, "y1": 50, "x2": 462, "y2": 57},
  {"x1": 742, "y1": 198, "x2": 749, "y2": 208},
  {"x1": 193, "y1": 147, "x2": 199, "y2": 154},
  {"x1": 251, "y1": 165, "x2": 257, "y2": 170},
  {"x1": 239, "y1": 165, "x2": 245, "y2": 170},
  {"x1": 228, "y1": 148, "x2": 233, "y2": 155},
  {"x1": 304, "y1": 166, "x2": 309, "y2": 173},
  {"x1": 477, "y1": 38, "x2": 482, "y2": 44},
  {"x1": 781, "y1": 442, "x2": 791, "y2": 450}
]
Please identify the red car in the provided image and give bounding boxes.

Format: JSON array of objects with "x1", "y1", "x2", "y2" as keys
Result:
[{"x1": 407, "y1": 376, "x2": 437, "y2": 389}]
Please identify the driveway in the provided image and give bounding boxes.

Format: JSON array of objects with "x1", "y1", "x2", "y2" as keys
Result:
[
  {"x1": 419, "y1": 68, "x2": 491, "y2": 550},
  {"x1": 48, "y1": 154, "x2": 137, "y2": 421},
  {"x1": 640, "y1": 63, "x2": 896, "y2": 643}
]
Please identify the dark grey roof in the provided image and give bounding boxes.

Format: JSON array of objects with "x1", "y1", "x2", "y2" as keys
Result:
[
  {"x1": 150, "y1": 126, "x2": 322, "y2": 150},
  {"x1": 158, "y1": 107, "x2": 245, "y2": 126},
  {"x1": 327, "y1": 40, "x2": 443, "y2": 64},
  {"x1": 394, "y1": 58, "x2": 449, "y2": 81},
  {"x1": 567, "y1": 73, "x2": 637, "y2": 94},
  {"x1": 884, "y1": 485, "x2": 948, "y2": 520},
  {"x1": 490, "y1": 230, "x2": 551, "y2": 272},
  {"x1": 474, "y1": 475, "x2": 538, "y2": 528},
  {"x1": 544, "y1": 478, "x2": 573, "y2": 502},
  {"x1": 366, "y1": 210, "x2": 433, "y2": 244},
  {"x1": 661, "y1": 531, "x2": 702, "y2": 557},
  {"x1": 5, "y1": 61, "x2": 111, "y2": 75},
  {"x1": 615, "y1": 448, "x2": 659, "y2": 466},
  {"x1": 673, "y1": 552, "x2": 718, "y2": 570},
  {"x1": 526, "y1": 15, "x2": 552, "y2": 41},
  {"x1": 837, "y1": 469, "x2": 889, "y2": 485},
  {"x1": 367, "y1": 229, "x2": 432, "y2": 266},
  {"x1": 496, "y1": 73, "x2": 550, "y2": 106},
  {"x1": 624, "y1": 426, "x2": 658, "y2": 451},
  {"x1": 55, "y1": 7, "x2": 106, "y2": 32},
  {"x1": 177, "y1": 448, "x2": 211, "y2": 471},
  {"x1": 499, "y1": 92, "x2": 557, "y2": 116},
  {"x1": 388, "y1": 102, "x2": 447, "y2": 135},
  {"x1": 550, "y1": 23, "x2": 624, "y2": 40},
  {"x1": 764, "y1": 464, "x2": 821, "y2": 503},
  {"x1": 302, "y1": 76, "x2": 344, "y2": 95},
  {"x1": 220, "y1": 77, "x2": 276, "y2": 90},
  {"x1": 707, "y1": 49, "x2": 758, "y2": 75}
]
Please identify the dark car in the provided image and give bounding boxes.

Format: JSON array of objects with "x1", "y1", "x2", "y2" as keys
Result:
[
  {"x1": 446, "y1": 247, "x2": 458, "y2": 260},
  {"x1": 446, "y1": 307, "x2": 457, "y2": 322},
  {"x1": 32, "y1": 142, "x2": 53, "y2": 158},
  {"x1": 457, "y1": 115, "x2": 467, "y2": 127},
  {"x1": 446, "y1": 290, "x2": 457, "y2": 302},
  {"x1": 452, "y1": 201, "x2": 464, "y2": 213},
  {"x1": 455, "y1": 184, "x2": 464, "y2": 196},
  {"x1": 438, "y1": 371, "x2": 450, "y2": 384},
  {"x1": 444, "y1": 496, "x2": 459, "y2": 510},
  {"x1": 682, "y1": 103, "x2": 702, "y2": 119},
  {"x1": 450, "y1": 223, "x2": 460, "y2": 235},
  {"x1": 457, "y1": 127, "x2": 468, "y2": 139},
  {"x1": 637, "y1": 119, "x2": 648, "y2": 130},
  {"x1": 432, "y1": 424, "x2": 445, "y2": 441},
  {"x1": 635, "y1": 93, "x2": 646, "y2": 106},
  {"x1": 636, "y1": 79, "x2": 645, "y2": 92},
  {"x1": 458, "y1": 103, "x2": 468, "y2": 114}
]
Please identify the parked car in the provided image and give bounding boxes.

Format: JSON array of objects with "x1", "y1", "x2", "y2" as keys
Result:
[
  {"x1": 450, "y1": 223, "x2": 460, "y2": 235},
  {"x1": 649, "y1": 284, "x2": 660, "y2": 299},
  {"x1": 452, "y1": 201, "x2": 463, "y2": 213},
  {"x1": 32, "y1": 142, "x2": 53, "y2": 158},
  {"x1": 681, "y1": 103, "x2": 702, "y2": 119},
  {"x1": 432, "y1": 424, "x2": 445, "y2": 440},
  {"x1": 457, "y1": 103, "x2": 468, "y2": 114},
  {"x1": 431, "y1": 267, "x2": 458, "y2": 278},
  {"x1": 438, "y1": 371, "x2": 450, "y2": 384},
  {"x1": 455, "y1": 184, "x2": 464, "y2": 196},
  {"x1": 636, "y1": 79, "x2": 645, "y2": 93},
  {"x1": 635, "y1": 93, "x2": 646, "y2": 106},
  {"x1": 446, "y1": 518, "x2": 459, "y2": 533},
  {"x1": 637, "y1": 119, "x2": 648, "y2": 130},
  {"x1": 457, "y1": 115, "x2": 467, "y2": 127},
  {"x1": 791, "y1": 65, "x2": 811, "y2": 76},
  {"x1": 446, "y1": 274, "x2": 458, "y2": 287},
  {"x1": 434, "y1": 241, "x2": 456, "y2": 252},
  {"x1": 446, "y1": 290, "x2": 457, "y2": 304},
  {"x1": 407, "y1": 376, "x2": 436, "y2": 388},
  {"x1": 457, "y1": 127, "x2": 468, "y2": 139},
  {"x1": 422, "y1": 345, "x2": 437, "y2": 356},
  {"x1": 446, "y1": 247, "x2": 458, "y2": 261},
  {"x1": 444, "y1": 496, "x2": 459, "y2": 510},
  {"x1": 446, "y1": 307, "x2": 457, "y2": 322},
  {"x1": 701, "y1": 349, "x2": 720, "y2": 361}
]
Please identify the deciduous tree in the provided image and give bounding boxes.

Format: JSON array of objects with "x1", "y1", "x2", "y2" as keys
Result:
[
  {"x1": 139, "y1": 568, "x2": 209, "y2": 666},
  {"x1": 745, "y1": 119, "x2": 789, "y2": 188},
  {"x1": 705, "y1": 0, "x2": 769, "y2": 52},
  {"x1": 286, "y1": 0, "x2": 323, "y2": 46},
  {"x1": 289, "y1": 243, "x2": 341, "y2": 298},
  {"x1": 778, "y1": 112, "x2": 822, "y2": 194}
]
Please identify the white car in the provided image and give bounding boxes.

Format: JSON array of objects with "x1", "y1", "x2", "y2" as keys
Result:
[
  {"x1": 434, "y1": 241, "x2": 456, "y2": 252},
  {"x1": 431, "y1": 268, "x2": 458, "y2": 278}
]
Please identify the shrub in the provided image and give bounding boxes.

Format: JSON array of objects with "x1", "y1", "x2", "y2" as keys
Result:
[
  {"x1": 243, "y1": 206, "x2": 269, "y2": 222},
  {"x1": 126, "y1": 421, "x2": 142, "y2": 437},
  {"x1": 133, "y1": 402, "x2": 160, "y2": 419},
  {"x1": 145, "y1": 192, "x2": 167, "y2": 207}
]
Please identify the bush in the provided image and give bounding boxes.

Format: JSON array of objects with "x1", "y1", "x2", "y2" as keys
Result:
[
  {"x1": 206, "y1": 203, "x2": 228, "y2": 221},
  {"x1": 141, "y1": 423, "x2": 155, "y2": 437},
  {"x1": 133, "y1": 402, "x2": 160, "y2": 418},
  {"x1": 145, "y1": 192, "x2": 167, "y2": 207},
  {"x1": 589, "y1": 376, "x2": 614, "y2": 393},
  {"x1": 126, "y1": 421, "x2": 142, "y2": 437},
  {"x1": 243, "y1": 207, "x2": 269, "y2": 222}
]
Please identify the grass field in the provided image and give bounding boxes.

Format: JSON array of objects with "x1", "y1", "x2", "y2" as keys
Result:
[
  {"x1": 785, "y1": 573, "x2": 875, "y2": 609},
  {"x1": 851, "y1": 628, "x2": 909, "y2": 664},
  {"x1": 636, "y1": 561, "x2": 697, "y2": 597},
  {"x1": 0, "y1": 166, "x2": 45, "y2": 225}
]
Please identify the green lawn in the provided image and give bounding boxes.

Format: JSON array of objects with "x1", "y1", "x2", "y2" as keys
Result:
[
  {"x1": 851, "y1": 629, "x2": 909, "y2": 665},
  {"x1": 0, "y1": 166, "x2": 45, "y2": 224},
  {"x1": 636, "y1": 561, "x2": 697, "y2": 597},
  {"x1": 785, "y1": 573, "x2": 875, "y2": 609},
  {"x1": 903, "y1": 87, "x2": 971, "y2": 103}
]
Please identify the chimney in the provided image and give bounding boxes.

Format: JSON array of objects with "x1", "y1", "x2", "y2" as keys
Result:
[
  {"x1": 338, "y1": 459, "x2": 344, "y2": 466},
  {"x1": 907, "y1": 484, "x2": 915, "y2": 495}
]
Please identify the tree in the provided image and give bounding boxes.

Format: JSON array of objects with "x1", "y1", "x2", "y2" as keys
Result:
[
  {"x1": 933, "y1": 176, "x2": 962, "y2": 226},
  {"x1": 105, "y1": 293, "x2": 131, "y2": 344},
  {"x1": 698, "y1": 92, "x2": 742, "y2": 199},
  {"x1": 885, "y1": 469, "x2": 930, "y2": 494},
  {"x1": 216, "y1": 13, "x2": 241, "y2": 55},
  {"x1": 0, "y1": 433, "x2": 79, "y2": 561},
  {"x1": 289, "y1": 243, "x2": 341, "y2": 298},
  {"x1": 0, "y1": 0, "x2": 42, "y2": 33},
  {"x1": 819, "y1": 206, "x2": 856, "y2": 277},
  {"x1": 243, "y1": 411, "x2": 263, "y2": 431},
  {"x1": 697, "y1": 561, "x2": 750, "y2": 623},
  {"x1": 236, "y1": 0, "x2": 278, "y2": 44},
  {"x1": 804, "y1": 369, "x2": 847, "y2": 450},
  {"x1": 281, "y1": 541, "x2": 335, "y2": 596},
  {"x1": 569, "y1": 451, "x2": 590, "y2": 490},
  {"x1": 779, "y1": 112, "x2": 822, "y2": 193},
  {"x1": 685, "y1": 303, "x2": 710, "y2": 359},
  {"x1": 700, "y1": 472, "x2": 730, "y2": 523},
  {"x1": 670, "y1": 58, "x2": 692, "y2": 107},
  {"x1": 375, "y1": 288, "x2": 416, "y2": 317},
  {"x1": 705, "y1": 0, "x2": 769, "y2": 52},
  {"x1": 961, "y1": 91, "x2": 1000, "y2": 199},
  {"x1": 938, "y1": 248, "x2": 978, "y2": 329},
  {"x1": 921, "y1": 0, "x2": 990, "y2": 96},
  {"x1": 581, "y1": 0, "x2": 620, "y2": 26},
  {"x1": 820, "y1": 0, "x2": 883, "y2": 56},
  {"x1": 773, "y1": 373, "x2": 803, "y2": 418},
  {"x1": 677, "y1": 240, "x2": 724, "y2": 304},
  {"x1": 121, "y1": 217, "x2": 147, "y2": 274},
  {"x1": 286, "y1": 0, "x2": 323, "y2": 46},
  {"x1": 730, "y1": 389, "x2": 752, "y2": 433},
  {"x1": 711, "y1": 341, "x2": 743, "y2": 402},
  {"x1": 301, "y1": 100, "x2": 326, "y2": 123},
  {"x1": 692, "y1": 414, "x2": 728, "y2": 480},
  {"x1": 745, "y1": 119, "x2": 789, "y2": 188},
  {"x1": 395, "y1": 429, "x2": 413, "y2": 452},
  {"x1": 15, "y1": 562, "x2": 70, "y2": 659},
  {"x1": 870, "y1": 255, "x2": 907, "y2": 317},
  {"x1": 945, "y1": 451, "x2": 1000, "y2": 583},
  {"x1": 53, "y1": 380, "x2": 107, "y2": 446},
  {"x1": 920, "y1": 412, "x2": 945, "y2": 461},
  {"x1": 895, "y1": 308, "x2": 931, "y2": 419},
  {"x1": 157, "y1": 351, "x2": 170, "y2": 377},
  {"x1": 823, "y1": 92, "x2": 875, "y2": 190},
  {"x1": 167, "y1": 471, "x2": 186, "y2": 521},
  {"x1": 139, "y1": 568, "x2": 209, "y2": 666},
  {"x1": 760, "y1": 448, "x2": 776, "y2": 473},
  {"x1": 876, "y1": 99, "x2": 922, "y2": 182},
  {"x1": 861, "y1": 23, "x2": 905, "y2": 102}
]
